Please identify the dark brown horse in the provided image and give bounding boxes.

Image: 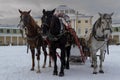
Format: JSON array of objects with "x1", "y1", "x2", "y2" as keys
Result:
[
  {"x1": 41, "y1": 9, "x2": 74, "y2": 76},
  {"x1": 18, "y1": 9, "x2": 44, "y2": 73}
]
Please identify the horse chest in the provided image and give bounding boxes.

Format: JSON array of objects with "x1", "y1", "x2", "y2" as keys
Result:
[{"x1": 91, "y1": 39, "x2": 106, "y2": 51}]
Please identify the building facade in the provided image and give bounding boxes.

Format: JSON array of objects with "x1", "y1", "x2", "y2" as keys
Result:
[
  {"x1": 111, "y1": 23, "x2": 120, "y2": 44},
  {"x1": 0, "y1": 25, "x2": 26, "y2": 46}
]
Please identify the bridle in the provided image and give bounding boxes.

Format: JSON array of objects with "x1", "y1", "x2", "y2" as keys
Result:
[
  {"x1": 18, "y1": 13, "x2": 41, "y2": 41},
  {"x1": 41, "y1": 11, "x2": 67, "y2": 41},
  {"x1": 93, "y1": 17, "x2": 112, "y2": 41}
]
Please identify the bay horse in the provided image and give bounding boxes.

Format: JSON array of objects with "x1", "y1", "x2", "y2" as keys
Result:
[
  {"x1": 18, "y1": 9, "x2": 45, "y2": 73},
  {"x1": 41, "y1": 9, "x2": 74, "y2": 76},
  {"x1": 86, "y1": 13, "x2": 113, "y2": 74}
]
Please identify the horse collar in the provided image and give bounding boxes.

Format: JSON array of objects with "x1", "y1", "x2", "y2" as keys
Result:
[{"x1": 93, "y1": 34, "x2": 105, "y2": 41}]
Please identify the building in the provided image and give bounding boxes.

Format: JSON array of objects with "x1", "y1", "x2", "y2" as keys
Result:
[
  {"x1": 56, "y1": 5, "x2": 93, "y2": 38},
  {"x1": 111, "y1": 23, "x2": 120, "y2": 44},
  {"x1": 76, "y1": 14, "x2": 93, "y2": 37},
  {"x1": 0, "y1": 24, "x2": 26, "y2": 46}
]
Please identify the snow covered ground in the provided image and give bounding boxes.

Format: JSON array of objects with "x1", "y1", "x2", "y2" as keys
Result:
[{"x1": 0, "y1": 45, "x2": 120, "y2": 80}]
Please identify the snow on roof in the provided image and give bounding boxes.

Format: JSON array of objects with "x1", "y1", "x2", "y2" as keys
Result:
[
  {"x1": 112, "y1": 23, "x2": 120, "y2": 27},
  {"x1": 56, "y1": 5, "x2": 72, "y2": 10},
  {"x1": 0, "y1": 24, "x2": 18, "y2": 29}
]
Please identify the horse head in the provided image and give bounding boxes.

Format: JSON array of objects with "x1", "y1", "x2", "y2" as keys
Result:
[
  {"x1": 18, "y1": 9, "x2": 31, "y2": 27},
  {"x1": 41, "y1": 9, "x2": 55, "y2": 39},
  {"x1": 18, "y1": 9, "x2": 40, "y2": 38},
  {"x1": 93, "y1": 13, "x2": 113, "y2": 41}
]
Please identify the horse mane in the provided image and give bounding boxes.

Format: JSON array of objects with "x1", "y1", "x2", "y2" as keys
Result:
[
  {"x1": 50, "y1": 15, "x2": 61, "y2": 35},
  {"x1": 92, "y1": 18, "x2": 101, "y2": 35},
  {"x1": 29, "y1": 15, "x2": 40, "y2": 28}
]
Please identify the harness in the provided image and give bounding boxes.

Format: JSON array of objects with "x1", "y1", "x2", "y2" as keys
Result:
[
  {"x1": 90, "y1": 17, "x2": 112, "y2": 54},
  {"x1": 48, "y1": 31, "x2": 66, "y2": 41},
  {"x1": 47, "y1": 16, "x2": 67, "y2": 41},
  {"x1": 18, "y1": 21, "x2": 42, "y2": 44},
  {"x1": 92, "y1": 18, "x2": 112, "y2": 41}
]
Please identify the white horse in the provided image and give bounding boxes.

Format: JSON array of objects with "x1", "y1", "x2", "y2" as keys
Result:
[{"x1": 85, "y1": 13, "x2": 113, "y2": 74}]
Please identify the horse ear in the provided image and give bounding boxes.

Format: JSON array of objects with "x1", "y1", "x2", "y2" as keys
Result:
[
  {"x1": 18, "y1": 9, "x2": 22, "y2": 14},
  {"x1": 43, "y1": 9, "x2": 46, "y2": 14},
  {"x1": 28, "y1": 10, "x2": 31, "y2": 14},
  {"x1": 52, "y1": 8, "x2": 56, "y2": 14},
  {"x1": 110, "y1": 12, "x2": 114, "y2": 16},
  {"x1": 98, "y1": 12, "x2": 102, "y2": 17}
]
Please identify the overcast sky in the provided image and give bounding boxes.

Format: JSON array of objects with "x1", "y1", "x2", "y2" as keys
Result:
[{"x1": 0, "y1": 0, "x2": 119, "y2": 24}]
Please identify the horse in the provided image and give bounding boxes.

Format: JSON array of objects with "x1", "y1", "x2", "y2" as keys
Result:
[
  {"x1": 86, "y1": 13, "x2": 113, "y2": 74},
  {"x1": 18, "y1": 9, "x2": 47, "y2": 73},
  {"x1": 41, "y1": 9, "x2": 74, "y2": 76}
]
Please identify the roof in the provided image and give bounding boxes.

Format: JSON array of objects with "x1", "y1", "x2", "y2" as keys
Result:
[
  {"x1": 0, "y1": 24, "x2": 18, "y2": 29},
  {"x1": 112, "y1": 23, "x2": 120, "y2": 27},
  {"x1": 56, "y1": 5, "x2": 72, "y2": 10}
]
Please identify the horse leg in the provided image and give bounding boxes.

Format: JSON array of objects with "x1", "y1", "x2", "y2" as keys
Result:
[
  {"x1": 59, "y1": 48, "x2": 65, "y2": 77},
  {"x1": 42, "y1": 46, "x2": 47, "y2": 68},
  {"x1": 48, "y1": 48, "x2": 52, "y2": 67},
  {"x1": 65, "y1": 46, "x2": 71, "y2": 69},
  {"x1": 30, "y1": 48, "x2": 35, "y2": 71},
  {"x1": 92, "y1": 51, "x2": 98, "y2": 74},
  {"x1": 99, "y1": 50, "x2": 105, "y2": 73},
  {"x1": 90, "y1": 52, "x2": 94, "y2": 67},
  {"x1": 52, "y1": 48, "x2": 58, "y2": 75},
  {"x1": 36, "y1": 48, "x2": 41, "y2": 73}
]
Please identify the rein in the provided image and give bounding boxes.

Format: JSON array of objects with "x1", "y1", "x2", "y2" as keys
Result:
[{"x1": 48, "y1": 30, "x2": 67, "y2": 41}]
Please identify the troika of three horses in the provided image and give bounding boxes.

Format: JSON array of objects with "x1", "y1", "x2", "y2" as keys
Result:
[{"x1": 17, "y1": 8, "x2": 113, "y2": 77}]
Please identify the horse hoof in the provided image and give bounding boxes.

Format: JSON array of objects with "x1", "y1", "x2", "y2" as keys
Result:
[
  {"x1": 93, "y1": 72, "x2": 97, "y2": 74},
  {"x1": 53, "y1": 71, "x2": 58, "y2": 75},
  {"x1": 91, "y1": 65, "x2": 94, "y2": 68},
  {"x1": 99, "y1": 70, "x2": 104, "y2": 73},
  {"x1": 48, "y1": 65, "x2": 52, "y2": 67},
  {"x1": 30, "y1": 68, "x2": 34, "y2": 71},
  {"x1": 59, "y1": 72, "x2": 64, "y2": 77},
  {"x1": 66, "y1": 66, "x2": 70, "y2": 69},
  {"x1": 36, "y1": 70, "x2": 41, "y2": 73},
  {"x1": 42, "y1": 66, "x2": 45, "y2": 68}
]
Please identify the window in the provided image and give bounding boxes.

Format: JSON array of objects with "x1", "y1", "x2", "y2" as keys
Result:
[
  {"x1": 13, "y1": 29, "x2": 16, "y2": 33},
  {"x1": 115, "y1": 27, "x2": 119, "y2": 32},
  {"x1": 65, "y1": 10, "x2": 68, "y2": 13},
  {"x1": 0, "y1": 29, "x2": 3, "y2": 33},
  {"x1": 70, "y1": 10, "x2": 75, "y2": 14},
  {"x1": 85, "y1": 28, "x2": 88, "y2": 34},
  {"x1": 78, "y1": 20, "x2": 81, "y2": 23},
  {"x1": 78, "y1": 28, "x2": 81, "y2": 34},
  {"x1": 17, "y1": 30, "x2": 20, "y2": 33},
  {"x1": 7, "y1": 29, "x2": 10, "y2": 33},
  {"x1": 60, "y1": 10, "x2": 64, "y2": 13},
  {"x1": 85, "y1": 20, "x2": 88, "y2": 23}
]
